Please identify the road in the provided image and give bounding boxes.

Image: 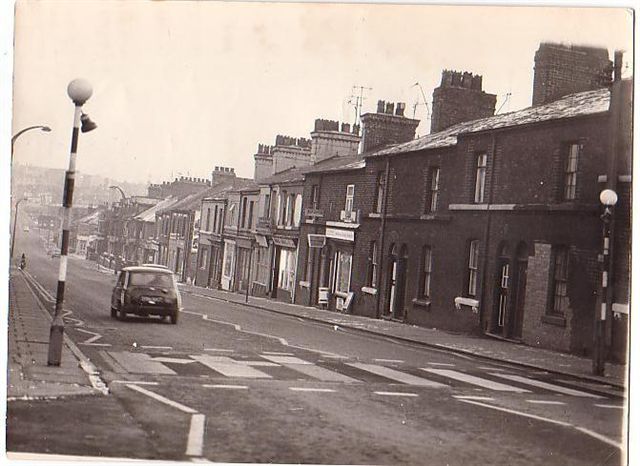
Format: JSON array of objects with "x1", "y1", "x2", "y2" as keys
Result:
[{"x1": 8, "y1": 224, "x2": 625, "y2": 465}]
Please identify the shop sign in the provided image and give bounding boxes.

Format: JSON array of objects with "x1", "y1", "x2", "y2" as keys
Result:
[
  {"x1": 273, "y1": 237, "x2": 297, "y2": 248},
  {"x1": 307, "y1": 234, "x2": 326, "y2": 249},
  {"x1": 325, "y1": 227, "x2": 354, "y2": 242},
  {"x1": 255, "y1": 234, "x2": 269, "y2": 248}
]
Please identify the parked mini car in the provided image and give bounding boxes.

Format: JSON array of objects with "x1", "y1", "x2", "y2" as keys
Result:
[{"x1": 111, "y1": 266, "x2": 181, "y2": 324}]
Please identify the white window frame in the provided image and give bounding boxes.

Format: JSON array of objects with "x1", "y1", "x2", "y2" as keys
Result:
[
  {"x1": 468, "y1": 240, "x2": 480, "y2": 296},
  {"x1": 474, "y1": 154, "x2": 487, "y2": 204},
  {"x1": 345, "y1": 184, "x2": 355, "y2": 213},
  {"x1": 564, "y1": 143, "x2": 580, "y2": 200}
]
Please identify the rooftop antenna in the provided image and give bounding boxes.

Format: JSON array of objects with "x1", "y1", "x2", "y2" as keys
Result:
[
  {"x1": 347, "y1": 85, "x2": 372, "y2": 127},
  {"x1": 496, "y1": 92, "x2": 512, "y2": 114},
  {"x1": 411, "y1": 82, "x2": 431, "y2": 119}
]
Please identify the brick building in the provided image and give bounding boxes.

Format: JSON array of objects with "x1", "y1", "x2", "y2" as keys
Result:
[{"x1": 532, "y1": 42, "x2": 612, "y2": 106}]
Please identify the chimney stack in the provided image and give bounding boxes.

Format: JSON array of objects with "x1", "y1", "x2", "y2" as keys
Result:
[{"x1": 361, "y1": 100, "x2": 419, "y2": 153}]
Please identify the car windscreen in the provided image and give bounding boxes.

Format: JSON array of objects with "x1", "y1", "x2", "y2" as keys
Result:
[{"x1": 128, "y1": 272, "x2": 174, "y2": 288}]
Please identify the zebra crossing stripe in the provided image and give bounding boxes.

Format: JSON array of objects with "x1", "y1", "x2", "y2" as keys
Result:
[
  {"x1": 108, "y1": 352, "x2": 176, "y2": 375},
  {"x1": 347, "y1": 363, "x2": 447, "y2": 388},
  {"x1": 374, "y1": 391, "x2": 419, "y2": 397},
  {"x1": 422, "y1": 369, "x2": 530, "y2": 393},
  {"x1": 261, "y1": 355, "x2": 358, "y2": 383},
  {"x1": 190, "y1": 355, "x2": 272, "y2": 378},
  {"x1": 490, "y1": 373, "x2": 604, "y2": 398}
]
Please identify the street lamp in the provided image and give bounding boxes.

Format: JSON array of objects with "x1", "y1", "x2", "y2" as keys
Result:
[
  {"x1": 48, "y1": 78, "x2": 96, "y2": 366},
  {"x1": 11, "y1": 125, "x2": 52, "y2": 160},
  {"x1": 593, "y1": 188, "x2": 618, "y2": 376},
  {"x1": 10, "y1": 197, "x2": 27, "y2": 260}
]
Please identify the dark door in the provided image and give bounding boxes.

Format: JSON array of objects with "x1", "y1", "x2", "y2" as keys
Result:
[
  {"x1": 494, "y1": 259, "x2": 510, "y2": 334},
  {"x1": 510, "y1": 256, "x2": 528, "y2": 339}
]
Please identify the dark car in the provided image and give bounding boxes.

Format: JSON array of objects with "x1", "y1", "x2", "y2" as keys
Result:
[{"x1": 111, "y1": 266, "x2": 181, "y2": 324}]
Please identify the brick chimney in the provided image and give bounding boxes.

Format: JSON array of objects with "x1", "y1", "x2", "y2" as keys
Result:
[
  {"x1": 271, "y1": 135, "x2": 312, "y2": 175},
  {"x1": 211, "y1": 166, "x2": 236, "y2": 186},
  {"x1": 310, "y1": 118, "x2": 361, "y2": 163},
  {"x1": 360, "y1": 101, "x2": 420, "y2": 153},
  {"x1": 532, "y1": 42, "x2": 612, "y2": 106},
  {"x1": 254, "y1": 144, "x2": 274, "y2": 181},
  {"x1": 430, "y1": 70, "x2": 496, "y2": 133}
]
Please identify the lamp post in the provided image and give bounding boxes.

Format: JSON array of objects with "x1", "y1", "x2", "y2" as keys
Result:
[
  {"x1": 11, "y1": 125, "x2": 52, "y2": 161},
  {"x1": 593, "y1": 189, "x2": 618, "y2": 376},
  {"x1": 10, "y1": 197, "x2": 27, "y2": 260},
  {"x1": 48, "y1": 79, "x2": 97, "y2": 366}
]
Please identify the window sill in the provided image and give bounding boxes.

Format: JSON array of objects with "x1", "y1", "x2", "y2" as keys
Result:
[
  {"x1": 541, "y1": 314, "x2": 567, "y2": 327},
  {"x1": 412, "y1": 298, "x2": 430, "y2": 309},
  {"x1": 368, "y1": 213, "x2": 382, "y2": 219},
  {"x1": 361, "y1": 286, "x2": 378, "y2": 296},
  {"x1": 454, "y1": 297, "x2": 479, "y2": 313},
  {"x1": 299, "y1": 280, "x2": 310, "y2": 289}
]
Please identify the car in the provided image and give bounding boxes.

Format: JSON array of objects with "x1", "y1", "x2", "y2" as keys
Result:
[
  {"x1": 141, "y1": 263, "x2": 169, "y2": 269},
  {"x1": 110, "y1": 266, "x2": 181, "y2": 324}
]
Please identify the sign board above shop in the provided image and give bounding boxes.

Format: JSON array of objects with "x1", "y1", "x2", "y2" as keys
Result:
[
  {"x1": 307, "y1": 234, "x2": 326, "y2": 249},
  {"x1": 273, "y1": 237, "x2": 297, "y2": 248},
  {"x1": 325, "y1": 227, "x2": 355, "y2": 242},
  {"x1": 254, "y1": 234, "x2": 269, "y2": 248}
]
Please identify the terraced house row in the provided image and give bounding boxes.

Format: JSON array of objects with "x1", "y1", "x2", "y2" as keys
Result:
[{"x1": 88, "y1": 42, "x2": 630, "y2": 363}]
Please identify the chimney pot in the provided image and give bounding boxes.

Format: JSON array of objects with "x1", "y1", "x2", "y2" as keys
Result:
[
  {"x1": 385, "y1": 102, "x2": 394, "y2": 114},
  {"x1": 395, "y1": 103, "x2": 406, "y2": 117},
  {"x1": 377, "y1": 100, "x2": 385, "y2": 113}
]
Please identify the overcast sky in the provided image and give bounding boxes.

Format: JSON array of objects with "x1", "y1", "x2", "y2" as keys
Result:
[{"x1": 9, "y1": 1, "x2": 633, "y2": 185}]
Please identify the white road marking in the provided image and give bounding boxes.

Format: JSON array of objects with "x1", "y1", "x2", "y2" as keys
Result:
[
  {"x1": 261, "y1": 351, "x2": 295, "y2": 356},
  {"x1": 111, "y1": 380, "x2": 158, "y2": 385},
  {"x1": 262, "y1": 355, "x2": 358, "y2": 383},
  {"x1": 75, "y1": 328, "x2": 111, "y2": 347},
  {"x1": 426, "y1": 362, "x2": 456, "y2": 367},
  {"x1": 186, "y1": 414, "x2": 206, "y2": 457},
  {"x1": 141, "y1": 345, "x2": 173, "y2": 350},
  {"x1": 125, "y1": 384, "x2": 197, "y2": 414},
  {"x1": 595, "y1": 404, "x2": 624, "y2": 409},
  {"x1": 289, "y1": 387, "x2": 336, "y2": 393},
  {"x1": 422, "y1": 369, "x2": 530, "y2": 393},
  {"x1": 203, "y1": 348, "x2": 234, "y2": 353},
  {"x1": 526, "y1": 400, "x2": 567, "y2": 405},
  {"x1": 202, "y1": 384, "x2": 248, "y2": 390},
  {"x1": 108, "y1": 352, "x2": 176, "y2": 375},
  {"x1": 490, "y1": 373, "x2": 604, "y2": 398},
  {"x1": 152, "y1": 357, "x2": 197, "y2": 365},
  {"x1": 348, "y1": 363, "x2": 447, "y2": 388},
  {"x1": 573, "y1": 427, "x2": 624, "y2": 449},
  {"x1": 478, "y1": 367, "x2": 505, "y2": 371},
  {"x1": 374, "y1": 358, "x2": 404, "y2": 364},
  {"x1": 453, "y1": 395, "x2": 495, "y2": 401},
  {"x1": 237, "y1": 361, "x2": 280, "y2": 367},
  {"x1": 190, "y1": 355, "x2": 272, "y2": 378},
  {"x1": 374, "y1": 391, "x2": 419, "y2": 397}
]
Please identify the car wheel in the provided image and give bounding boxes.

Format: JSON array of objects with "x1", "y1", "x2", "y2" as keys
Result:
[
  {"x1": 170, "y1": 311, "x2": 178, "y2": 325},
  {"x1": 118, "y1": 305, "x2": 127, "y2": 321},
  {"x1": 110, "y1": 306, "x2": 117, "y2": 318}
]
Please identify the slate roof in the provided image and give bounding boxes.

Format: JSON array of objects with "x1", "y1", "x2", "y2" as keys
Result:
[
  {"x1": 159, "y1": 178, "x2": 255, "y2": 213},
  {"x1": 135, "y1": 196, "x2": 182, "y2": 222},
  {"x1": 258, "y1": 166, "x2": 306, "y2": 185},
  {"x1": 301, "y1": 155, "x2": 366, "y2": 175},
  {"x1": 370, "y1": 88, "x2": 610, "y2": 157}
]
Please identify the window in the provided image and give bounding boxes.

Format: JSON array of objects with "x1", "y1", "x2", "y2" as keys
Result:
[
  {"x1": 278, "y1": 249, "x2": 297, "y2": 291},
  {"x1": 213, "y1": 206, "x2": 219, "y2": 233},
  {"x1": 468, "y1": 240, "x2": 480, "y2": 296},
  {"x1": 293, "y1": 194, "x2": 303, "y2": 227},
  {"x1": 264, "y1": 194, "x2": 271, "y2": 217},
  {"x1": 205, "y1": 208, "x2": 211, "y2": 232},
  {"x1": 254, "y1": 247, "x2": 270, "y2": 285},
  {"x1": 241, "y1": 197, "x2": 248, "y2": 228},
  {"x1": 474, "y1": 153, "x2": 487, "y2": 203},
  {"x1": 551, "y1": 247, "x2": 569, "y2": 314},
  {"x1": 305, "y1": 246, "x2": 314, "y2": 282},
  {"x1": 374, "y1": 172, "x2": 385, "y2": 213},
  {"x1": 426, "y1": 167, "x2": 440, "y2": 213},
  {"x1": 345, "y1": 184, "x2": 355, "y2": 213},
  {"x1": 368, "y1": 241, "x2": 378, "y2": 288},
  {"x1": 334, "y1": 250, "x2": 352, "y2": 294},
  {"x1": 200, "y1": 248, "x2": 208, "y2": 269},
  {"x1": 564, "y1": 143, "x2": 580, "y2": 200},
  {"x1": 288, "y1": 194, "x2": 295, "y2": 225},
  {"x1": 310, "y1": 185, "x2": 319, "y2": 209},
  {"x1": 248, "y1": 201, "x2": 255, "y2": 229},
  {"x1": 279, "y1": 190, "x2": 288, "y2": 225},
  {"x1": 420, "y1": 246, "x2": 433, "y2": 298}
]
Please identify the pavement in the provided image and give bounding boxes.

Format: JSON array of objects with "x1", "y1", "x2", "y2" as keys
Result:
[{"x1": 178, "y1": 282, "x2": 629, "y2": 392}]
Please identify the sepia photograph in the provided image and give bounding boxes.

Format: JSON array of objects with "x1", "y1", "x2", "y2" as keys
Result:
[{"x1": 3, "y1": 1, "x2": 635, "y2": 465}]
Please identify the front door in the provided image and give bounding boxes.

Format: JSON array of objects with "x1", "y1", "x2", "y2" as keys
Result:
[
  {"x1": 510, "y1": 257, "x2": 528, "y2": 339},
  {"x1": 387, "y1": 259, "x2": 397, "y2": 316},
  {"x1": 495, "y1": 259, "x2": 510, "y2": 334}
]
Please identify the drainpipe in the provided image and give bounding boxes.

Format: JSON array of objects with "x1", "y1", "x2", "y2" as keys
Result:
[
  {"x1": 479, "y1": 132, "x2": 499, "y2": 333},
  {"x1": 375, "y1": 156, "x2": 391, "y2": 319}
]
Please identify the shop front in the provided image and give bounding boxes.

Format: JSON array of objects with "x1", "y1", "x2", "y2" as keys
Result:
[
  {"x1": 316, "y1": 226, "x2": 356, "y2": 312},
  {"x1": 272, "y1": 236, "x2": 298, "y2": 303},
  {"x1": 221, "y1": 239, "x2": 236, "y2": 291}
]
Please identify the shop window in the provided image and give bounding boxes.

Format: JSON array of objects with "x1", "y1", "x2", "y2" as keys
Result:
[
  {"x1": 564, "y1": 143, "x2": 580, "y2": 200},
  {"x1": 467, "y1": 240, "x2": 480, "y2": 296},
  {"x1": 334, "y1": 250, "x2": 352, "y2": 294},
  {"x1": 223, "y1": 244, "x2": 234, "y2": 278},
  {"x1": 278, "y1": 249, "x2": 297, "y2": 291},
  {"x1": 474, "y1": 153, "x2": 487, "y2": 203},
  {"x1": 254, "y1": 247, "x2": 270, "y2": 285},
  {"x1": 550, "y1": 246, "x2": 569, "y2": 314},
  {"x1": 310, "y1": 185, "x2": 319, "y2": 210}
]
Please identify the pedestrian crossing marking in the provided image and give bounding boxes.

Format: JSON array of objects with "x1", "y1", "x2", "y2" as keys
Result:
[
  {"x1": 348, "y1": 363, "x2": 447, "y2": 388},
  {"x1": 453, "y1": 395, "x2": 495, "y2": 401},
  {"x1": 594, "y1": 404, "x2": 624, "y2": 409},
  {"x1": 202, "y1": 384, "x2": 248, "y2": 390},
  {"x1": 108, "y1": 352, "x2": 176, "y2": 375},
  {"x1": 263, "y1": 355, "x2": 359, "y2": 383},
  {"x1": 261, "y1": 351, "x2": 294, "y2": 356},
  {"x1": 426, "y1": 362, "x2": 456, "y2": 367},
  {"x1": 490, "y1": 373, "x2": 604, "y2": 398},
  {"x1": 422, "y1": 369, "x2": 530, "y2": 393},
  {"x1": 152, "y1": 357, "x2": 196, "y2": 365},
  {"x1": 189, "y1": 354, "x2": 272, "y2": 378},
  {"x1": 289, "y1": 387, "x2": 336, "y2": 393},
  {"x1": 374, "y1": 391, "x2": 419, "y2": 397},
  {"x1": 374, "y1": 359, "x2": 404, "y2": 364},
  {"x1": 526, "y1": 400, "x2": 566, "y2": 405}
]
